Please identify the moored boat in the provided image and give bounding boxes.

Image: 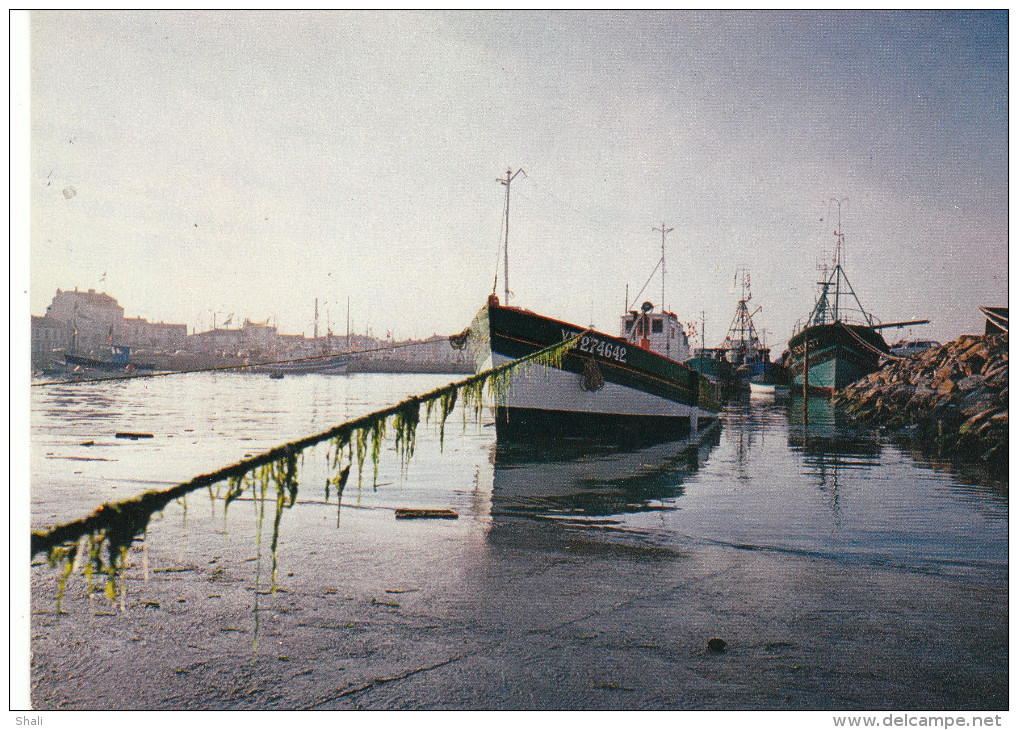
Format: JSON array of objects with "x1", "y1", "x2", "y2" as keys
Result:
[
  {"x1": 65, "y1": 344, "x2": 155, "y2": 372},
  {"x1": 748, "y1": 378, "x2": 789, "y2": 396},
  {"x1": 467, "y1": 295, "x2": 720, "y2": 445},
  {"x1": 787, "y1": 207, "x2": 927, "y2": 395},
  {"x1": 717, "y1": 269, "x2": 773, "y2": 384},
  {"x1": 464, "y1": 170, "x2": 720, "y2": 445},
  {"x1": 248, "y1": 352, "x2": 350, "y2": 375}
]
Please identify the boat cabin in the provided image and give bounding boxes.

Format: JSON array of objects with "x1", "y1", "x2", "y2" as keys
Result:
[{"x1": 620, "y1": 302, "x2": 690, "y2": 362}]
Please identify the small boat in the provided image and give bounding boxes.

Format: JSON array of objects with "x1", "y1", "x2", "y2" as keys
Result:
[
  {"x1": 64, "y1": 344, "x2": 155, "y2": 372},
  {"x1": 464, "y1": 171, "x2": 719, "y2": 445},
  {"x1": 748, "y1": 378, "x2": 789, "y2": 396},
  {"x1": 787, "y1": 206, "x2": 927, "y2": 394},
  {"x1": 248, "y1": 352, "x2": 349, "y2": 375}
]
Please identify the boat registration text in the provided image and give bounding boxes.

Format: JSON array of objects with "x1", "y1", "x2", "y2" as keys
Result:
[{"x1": 562, "y1": 330, "x2": 627, "y2": 363}]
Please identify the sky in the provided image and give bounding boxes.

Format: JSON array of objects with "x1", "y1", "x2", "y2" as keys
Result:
[{"x1": 22, "y1": 10, "x2": 1009, "y2": 350}]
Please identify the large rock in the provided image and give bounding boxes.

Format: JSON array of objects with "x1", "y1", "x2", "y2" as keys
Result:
[{"x1": 834, "y1": 334, "x2": 1007, "y2": 470}]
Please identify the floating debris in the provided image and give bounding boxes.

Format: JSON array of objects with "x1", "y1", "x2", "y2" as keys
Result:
[
  {"x1": 394, "y1": 509, "x2": 458, "y2": 520},
  {"x1": 592, "y1": 681, "x2": 635, "y2": 692},
  {"x1": 706, "y1": 638, "x2": 727, "y2": 653},
  {"x1": 115, "y1": 432, "x2": 154, "y2": 440}
]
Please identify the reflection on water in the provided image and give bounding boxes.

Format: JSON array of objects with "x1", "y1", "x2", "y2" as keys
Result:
[
  {"x1": 489, "y1": 427, "x2": 722, "y2": 521},
  {"x1": 783, "y1": 396, "x2": 883, "y2": 515},
  {"x1": 787, "y1": 395, "x2": 882, "y2": 458}
]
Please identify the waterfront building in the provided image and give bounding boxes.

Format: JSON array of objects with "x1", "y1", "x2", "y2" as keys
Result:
[
  {"x1": 121, "y1": 317, "x2": 188, "y2": 352},
  {"x1": 43, "y1": 288, "x2": 125, "y2": 355},
  {"x1": 32, "y1": 288, "x2": 189, "y2": 370}
]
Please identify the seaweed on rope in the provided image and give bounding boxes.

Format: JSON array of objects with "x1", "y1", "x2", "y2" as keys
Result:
[{"x1": 31, "y1": 331, "x2": 584, "y2": 609}]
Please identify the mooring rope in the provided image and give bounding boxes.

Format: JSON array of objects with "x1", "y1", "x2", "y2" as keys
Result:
[
  {"x1": 30, "y1": 331, "x2": 585, "y2": 557},
  {"x1": 31, "y1": 337, "x2": 456, "y2": 388},
  {"x1": 840, "y1": 322, "x2": 907, "y2": 361}
]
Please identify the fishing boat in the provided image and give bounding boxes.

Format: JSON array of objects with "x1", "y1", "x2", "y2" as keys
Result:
[
  {"x1": 687, "y1": 269, "x2": 784, "y2": 390},
  {"x1": 468, "y1": 295, "x2": 720, "y2": 444},
  {"x1": 64, "y1": 344, "x2": 155, "y2": 372},
  {"x1": 465, "y1": 170, "x2": 720, "y2": 445},
  {"x1": 718, "y1": 269, "x2": 772, "y2": 380},
  {"x1": 787, "y1": 209, "x2": 927, "y2": 394}
]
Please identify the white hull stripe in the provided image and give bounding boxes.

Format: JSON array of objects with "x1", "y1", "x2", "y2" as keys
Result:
[{"x1": 492, "y1": 353, "x2": 713, "y2": 421}]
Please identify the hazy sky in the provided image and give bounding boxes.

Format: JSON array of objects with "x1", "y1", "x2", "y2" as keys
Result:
[{"x1": 25, "y1": 10, "x2": 1008, "y2": 349}]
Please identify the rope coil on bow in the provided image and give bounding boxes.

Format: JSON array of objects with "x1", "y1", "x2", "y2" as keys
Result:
[{"x1": 581, "y1": 359, "x2": 605, "y2": 392}]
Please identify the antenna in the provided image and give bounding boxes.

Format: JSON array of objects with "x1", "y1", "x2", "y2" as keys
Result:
[
  {"x1": 497, "y1": 167, "x2": 526, "y2": 302},
  {"x1": 653, "y1": 222, "x2": 674, "y2": 312}
]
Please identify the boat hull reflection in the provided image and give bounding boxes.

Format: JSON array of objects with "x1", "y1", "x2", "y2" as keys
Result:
[
  {"x1": 489, "y1": 425, "x2": 721, "y2": 521},
  {"x1": 786, "y1": 396, "x2": 882, "y2": 458}
]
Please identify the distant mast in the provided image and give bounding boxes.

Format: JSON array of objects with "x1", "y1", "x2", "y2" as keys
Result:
[
  {"x1": 805, "y1": 198, "x2": 878, "y2": 330},
  {"x1": 497, "y1": 167, "x2": 525, "y2": 302}
]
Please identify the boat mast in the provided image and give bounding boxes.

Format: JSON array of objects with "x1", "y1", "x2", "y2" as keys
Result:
[
  {"x1": 833, "y1": 200, "x2": 843, "y2": 322},
  {"x1": 498, "y1": 167, "x2": 526, "y2": 303},
  {"x1": 700, "y1": 310, "x2": 706, "y2": 374},
  {"x1": 653, "y1": 222, "x2": 674, "y2": 312}
]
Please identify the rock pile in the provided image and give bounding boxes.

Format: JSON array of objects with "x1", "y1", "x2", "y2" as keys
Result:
[{"x1": 834, "y1": 334, "x2": 1007, "y2": 470}]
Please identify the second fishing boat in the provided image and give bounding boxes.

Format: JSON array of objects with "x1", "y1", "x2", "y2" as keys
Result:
[{"x1": 787, "y1": 205, "x2": 927, "y2": 394}]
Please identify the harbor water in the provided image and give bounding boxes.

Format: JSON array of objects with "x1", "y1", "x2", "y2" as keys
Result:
[{"x1": 27, "y1": 372, "x2": 1008, "y2": 710}]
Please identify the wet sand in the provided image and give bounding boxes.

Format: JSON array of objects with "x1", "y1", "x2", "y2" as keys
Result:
[{"x1": 29, "y1": 505, "x2": 1007, "y2": 711}]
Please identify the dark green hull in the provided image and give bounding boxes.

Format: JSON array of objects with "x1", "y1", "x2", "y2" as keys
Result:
[
  {"x1": 787, "y1": 323, "x2": 888, "y2": 394},
  {"x1": 468, "y1": 298, "x2": 720, "y2": 444}
]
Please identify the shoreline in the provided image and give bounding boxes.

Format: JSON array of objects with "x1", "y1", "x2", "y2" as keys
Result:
[{"x1": 29, "y1": 504, "x2": 1007, "y2": 711}]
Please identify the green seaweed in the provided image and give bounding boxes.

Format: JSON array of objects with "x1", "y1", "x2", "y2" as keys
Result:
[
  {"x1": 353, "y1": 426, "x2": 369, "y2": 487},
  {"x1": 47, "y1": 542, "x2": 77, "y2": 613},
  {"x1": 253, "y1": 463, "x2": 267, "y2": 654},
  {"x1": 224, "y1": 475, "x2": 246, "y2": 514},
  {"x1": 437, "y1": 389, "x2": 457, "y2": 449},
  {"x1": 392, "y1": 399, "x2": 420, "y2": 473},
  {"x1": 369, "y1": 419, "x2": 386, "y2": 486}
]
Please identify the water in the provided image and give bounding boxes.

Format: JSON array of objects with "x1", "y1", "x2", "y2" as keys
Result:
[{"x1": 27, "y1": 373, "x2": 1008, "y2": 710}]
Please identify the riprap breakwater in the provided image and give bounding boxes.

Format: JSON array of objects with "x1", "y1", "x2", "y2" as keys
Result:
[{"x1": 834, "y1": 334, "x2": 1008, "y2": 471}]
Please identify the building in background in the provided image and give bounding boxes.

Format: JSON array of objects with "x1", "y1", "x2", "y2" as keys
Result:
[
  {"x1": 32, "y1": 288, "x2": 471, "y2": 374},
  {"x1": 31, "y1": 288, "x2": 187, "y2": 371},
  {"x1": 122, "y1": 317, "x2": 188, "y2": 352}
]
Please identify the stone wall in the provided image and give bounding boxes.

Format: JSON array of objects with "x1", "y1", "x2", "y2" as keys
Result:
[{"x1": 833, "y1": 334, "x2": 1007, "y2": 470}]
